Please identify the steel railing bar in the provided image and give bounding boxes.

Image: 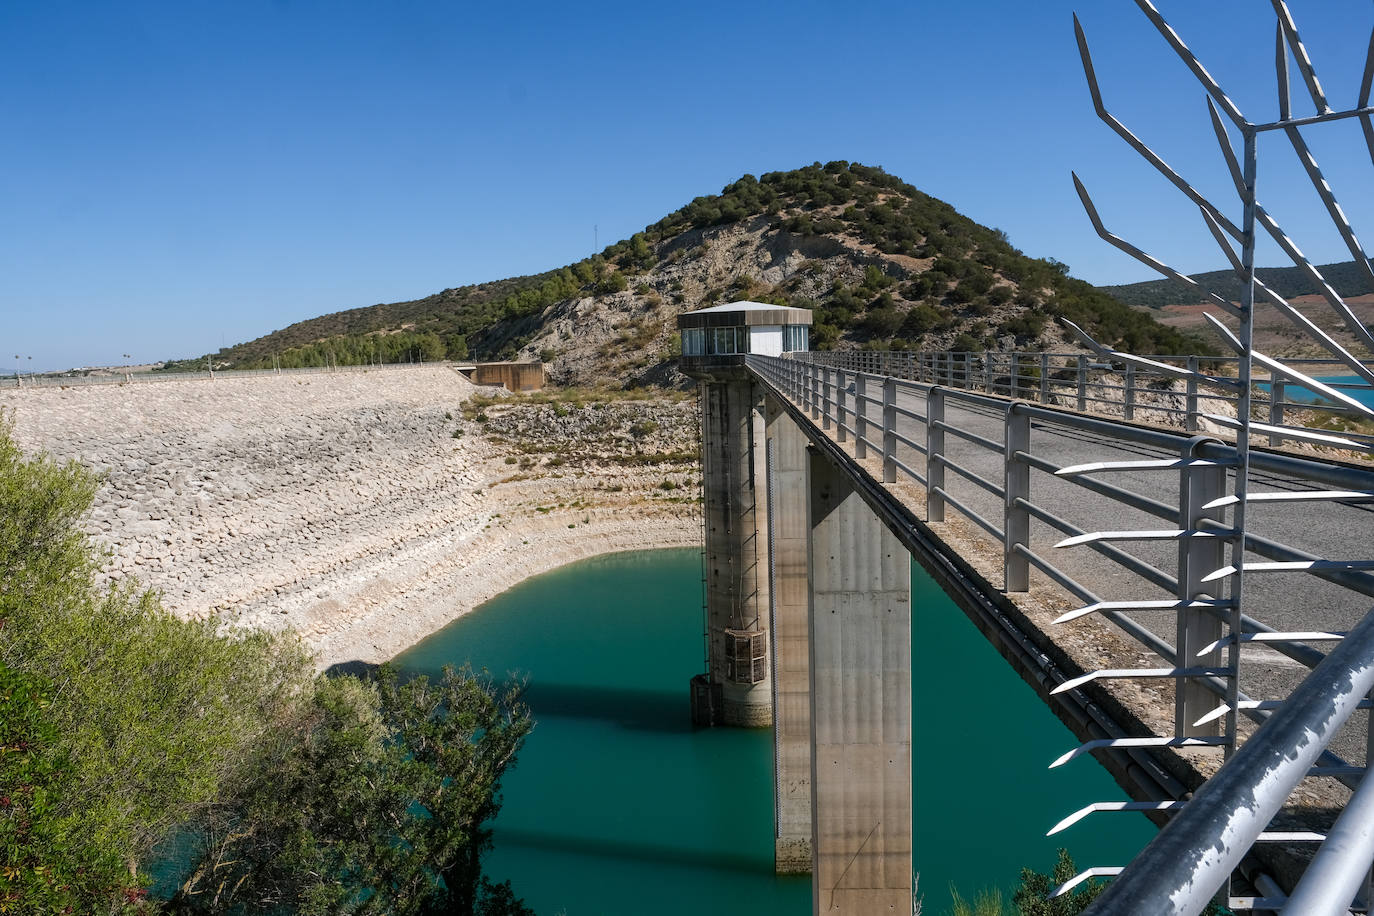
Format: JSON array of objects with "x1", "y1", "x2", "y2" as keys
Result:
[
  {"x1": 932, "y1": 419, "x2": 1004, "y2": 453},
  {"x1": 940, "y1": 460, "x2": 1005, "y2": 500},
  {"x1": 1018, "y1": 500, "x2": 1180, "y2": 594},
  {"x1": 932, "y1": 487, "x2": 1006, "y2": 543}
]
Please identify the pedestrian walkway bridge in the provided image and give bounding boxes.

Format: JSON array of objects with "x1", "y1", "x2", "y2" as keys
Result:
[{"x1": 689, "y1": 340, "x2": 1374, "y2": 915}]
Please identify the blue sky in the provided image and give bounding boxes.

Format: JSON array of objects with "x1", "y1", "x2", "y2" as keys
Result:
[{"x1": 2, "y1": 0, "x2": 1371, "y2": 371}]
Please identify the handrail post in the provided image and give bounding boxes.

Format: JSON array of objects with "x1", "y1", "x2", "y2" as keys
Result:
[
  {"x1": 1186, "y1": 355, "x2": 1200, "y2": 432},
  {"x1": 1176, "y1": 435, "x2": 1226, "y2": 737},
  {"x1": 1076, "y1": 355, "x2": 1087, "y2": 412},
  {"x1": 984, "y1": 350, "x2": 993, "y2": 392},
  {"x1": 855, "y1": 374, "x2": 868, "y2": 459},
  {"x1": 1040, "y1": 352, "x2": 1050, "y2": 403},
  {"x1": 1124, "y1": 364, "x2": 1137, "y2": 421},
  {"x1": 823, "y1": 368, "x2": 834, "y2": 432},
  {"x1": 882, "y1": 377, "x2": 897, "y2": 483},
  {"x1": 1004, "y1": 404, "x2": 1031, "y2": 592},
  {"x1": 927, "y1": 387, "x2": 945, "y2": 522},
  {"x1": 834, "y1": 369, "x2": 846, "y2": 440},
  {"x1": 1269, "y1": 378, "x2": 1285, "y2": 447},
  {"x1": 811, "y1": 368, "x2": 822, "y2": 420}
]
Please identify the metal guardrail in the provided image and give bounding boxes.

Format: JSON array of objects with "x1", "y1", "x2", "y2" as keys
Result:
[
  {"x1": 0, "y1": 360, "x2": 460, "y2": 389},
  {"x1": 748, "y1": 352, "x2": 1374, "y2": 913},
  {"x1": 801, "y1": 349, "x2": 1374, "y2": 449}
]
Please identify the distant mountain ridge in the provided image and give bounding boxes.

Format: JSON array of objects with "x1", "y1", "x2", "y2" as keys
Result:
[
  {"x1": 1103, "y1": 260, "x2": 1374, "y2": 310},
  {"x1": 163, "y1": 162, "x2": 1205, "y2": 386}
]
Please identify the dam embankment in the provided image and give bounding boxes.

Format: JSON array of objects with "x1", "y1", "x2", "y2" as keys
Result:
[{"x1": 1, "y1": 367, "x2": 700, "y2": 666}]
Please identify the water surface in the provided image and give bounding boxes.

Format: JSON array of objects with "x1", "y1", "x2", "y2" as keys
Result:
[{"x1": 394, "y1": 548, "x2": 1153, "y2": 914}]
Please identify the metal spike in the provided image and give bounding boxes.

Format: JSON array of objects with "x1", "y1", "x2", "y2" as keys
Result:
[
  {"x1": 1190, "y1": 699, "x2": 1372, "y2": 729},
  {"x1": 1074, "y1": 16, "x2": 1243, "y2": 239},
  {"x1": 1198, "y1": 219, "x2": 1374, "y2": 384},
  {"x1": 1052, "y1": 868, "x2": 1124, "y2": 899},
  {"x1": 1073, "y1": 175, "x2": 1244, "y2": 314},
  {"x1": 1056, "y1": 457, "x2": 1236, "y2": 476},
  {"x1": 1049, "y1": 736, "x2": 1225, "y2": 769},
  {"x1": 1256, "y1": 206, "x2": 1374, "y2": 353},
  {"x1": 1207, "y1": 99, "x2": 1247, "y2": 201},
  {"x1": 1053, "y1": 599, "x2": 1232, "y2": 626},
  {"x1": 1134, "y1": 0, "x2": 1248, "y2": 127},
  {"x1": 1271, "y1": 0, "x2": 1331, "y2": 114},
  {"x1": 1062, "y1": 317, "x2": 1243, "y2": 385},
  {"x1": 1200, "y1": 414, "x2": 1374, "y2": 452},
  {"x1": 1202, "y1": 560, "x2": 1374, "y2": 584},
  {"x1": 1202, "y1": 489, "x2": 1374, "y2": 509},
  {"x1": 1281, "y1": 125, "x2": 1374, "y2": 290},
  {"x1": 1255, "y1": 831, "x2": 1326, "y2": 843},
  {"x1": 1200, "y1": 314, "x2": 1374, "y2": 420},
  {"x1": 1361, "y1": 26, "x2": 1374, "y2": 166},
  {"x1": 1048, "y1": 801, "x2": 1183, "y2": 836},
  {"x1": 1054, "y1": 529, "x2": 1237, "y2": 549},
  {"x1": 1197, "y1": 631, "x2": 1348, "y2": 656},
  {"x1": 1276, "y1": 21, "x2": 1291, "y2": 122},
  {"x1": 1194, "y1": 700, "x2": 1271, "y2": 728},
  {"x1": 1050, "y1": 736, "x2": 1229, "y2": 768},
  {"x1": 1051, "y1": 667, "x2": 1232, "y2": 696},
  {"x1": 1190, "y1": 700, "x2": 1372, "y2": 729}
]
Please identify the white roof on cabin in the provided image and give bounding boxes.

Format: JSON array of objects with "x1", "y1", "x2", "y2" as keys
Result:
[{"x1": 683, "y1": 300, "x2": 809, "y2": 315}]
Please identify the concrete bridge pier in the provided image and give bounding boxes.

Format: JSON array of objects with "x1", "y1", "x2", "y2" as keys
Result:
[
  {"x1": 808, "y1": 445, "x2": 912, "y2": 913},
  {"x1": 766, "y1": 398, "x2": 813, "y2": 873}
]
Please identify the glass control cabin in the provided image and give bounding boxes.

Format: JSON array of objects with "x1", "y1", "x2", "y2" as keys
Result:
[{"x1": 678, "y1": 301, "x2": 812, "y2": 378}]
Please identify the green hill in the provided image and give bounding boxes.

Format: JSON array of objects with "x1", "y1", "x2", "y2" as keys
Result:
[
  {"x1": 162, "y1": 162, "x2": 1205, "y2": 383},
  {"x1": 1103, "y1": 260, "x2": 1374, "y2": 310}
]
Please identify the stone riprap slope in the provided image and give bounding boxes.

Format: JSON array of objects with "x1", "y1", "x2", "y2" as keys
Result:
[{"x1": 0, "y1": 368, "x2": 700, "y2": 666}]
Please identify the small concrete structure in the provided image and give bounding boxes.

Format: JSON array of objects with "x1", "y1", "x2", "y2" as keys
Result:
[{"x1": 457, "y1": 361, "x2": 544, "y2": 392}]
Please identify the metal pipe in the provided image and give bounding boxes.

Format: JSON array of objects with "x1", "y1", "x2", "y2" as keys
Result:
[
  {"x1": 1081, "y1": 602, "x2": 1374, "y2": 916},
  {"x1": 1283, "y1": 762, "x2": 1374, "y2": 914}
]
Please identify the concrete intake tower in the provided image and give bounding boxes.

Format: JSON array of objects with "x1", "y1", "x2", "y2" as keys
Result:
[{"x1": 679, "y1": 301, "x2": 812, "y2": 728}]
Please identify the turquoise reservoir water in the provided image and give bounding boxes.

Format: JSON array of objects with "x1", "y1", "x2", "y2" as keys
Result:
[
  {"x1": 393, "y1": 549, "x2": 1154, "y2": 914},
  {"x1": 1263, "y1": 374, "x2": 1374, "y2": 409}
]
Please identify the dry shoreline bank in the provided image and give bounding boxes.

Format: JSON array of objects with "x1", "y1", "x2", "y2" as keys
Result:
[{"x1": 0, "y1": 367, "x2": 701, "y2": 668}]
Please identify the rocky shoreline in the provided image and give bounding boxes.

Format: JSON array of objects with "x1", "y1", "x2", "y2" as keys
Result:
[{"x1": 1, "y1": 367, "x2": 701, "y2": 667}]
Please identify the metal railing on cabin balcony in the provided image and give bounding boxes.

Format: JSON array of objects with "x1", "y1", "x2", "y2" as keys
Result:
[
  {"x1": 747, "y1": 351, "x2": 1374, "y2": 913},
  {"x1": 798, "y1": 349, "x2": 1374, "y2": 451}
]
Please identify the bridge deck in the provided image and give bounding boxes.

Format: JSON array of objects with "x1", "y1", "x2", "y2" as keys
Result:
[{"x1": 749, "y1": 357, "x2": 1372, "y2": 891}]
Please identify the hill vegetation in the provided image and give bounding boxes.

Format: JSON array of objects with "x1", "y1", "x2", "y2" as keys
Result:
[
  {"x1": 162, "y1": 162, "x2": 1206, "y2": 382},
  {"x1": 1103, "y1": 259, "x2": 1374, "y2": 310}
]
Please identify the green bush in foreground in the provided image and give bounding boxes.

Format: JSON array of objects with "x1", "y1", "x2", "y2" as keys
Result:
[
  {"x1": 170, "y1": 666, "x2": 532, "y2": 915},
  {"x1": 0, "y1": 663, "x2": 145, "y2": 914},
  {"x1": 0, "y1": 414, "x2": 532, "y2": 913},
  {"x1": 0, "y1": 414, "x2": 314, "y2": 883}
]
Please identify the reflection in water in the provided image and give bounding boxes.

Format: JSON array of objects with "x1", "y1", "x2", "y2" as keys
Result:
[{"x1": 520, "y1": 682, "x2": 694, "y2": 734}]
